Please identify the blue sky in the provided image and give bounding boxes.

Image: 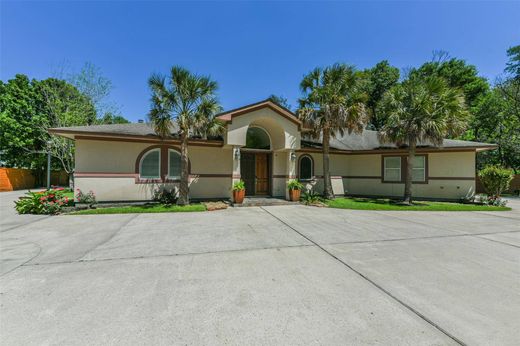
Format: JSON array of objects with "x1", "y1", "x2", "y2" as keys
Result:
[{"x1": 1, "y1": 1, "x2": 519, "y2": 121}]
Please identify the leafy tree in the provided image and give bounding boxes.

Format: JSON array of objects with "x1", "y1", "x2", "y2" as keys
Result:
[
  {"x1": 96, "y1": 112, "x2": 130, "y2": 124},
  {"x1": 57, "y1": 61, "x2": 122, "y2": 121},
  {"x1": 379, "y1": 75, "x2": 469, "y2": 204},
  {"x1": 267, "y1": 94, "x2": 292, "y2": 110},
  {"x1": 148, "y1": 66, "x2": 222, "y2": 205},
  {"x1": 0, "y1": 75, "x2": 48, "y2": 173},
  {"x1": 505, "y1": 45, "x2": 520, "y2": 79},
  {"x1": 0, "y1": 74, "x2": 97, "y2": 186},
  {"x1": 472, "y1": 46, "x2": 520, "y2": 172},
  {"x1": 410, "y1": 56, "x2": 489, "y2": 109},
  {"x1": 298, "y1": 63, "x2": 369, "y2": 199},
  {"x1": 360, "y1": 60, "x2": 400, "y2": 130},
  {"x1": 472, "y1": 89, "x2": 520, "y2": 172},
  {"x1": 37, "y1": 78, "x2": 96, "y2": 184}
]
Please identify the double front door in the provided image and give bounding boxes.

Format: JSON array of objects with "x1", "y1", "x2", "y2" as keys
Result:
[{"x1": 240, "y1": 152, "x2": 270, "y2": 196}]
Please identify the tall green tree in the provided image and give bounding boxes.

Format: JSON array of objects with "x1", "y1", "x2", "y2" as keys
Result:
[
  {"x1": 0, "y1": 75, "x2": 47, "y2": 170},
  {"x1": 298, "y1": 63, "x2": 369, "y2": 199},
  {"x1": 37, "y1": 78, "x2": 96, "y2": 184},
  {"x1": 360, "y1": 60, "x2": 400, "y2": 130},
  {"x1": 0, "y1": 75, "x2": 97, "y2": 185},
  {"x1": 148, "y1": 66, "x2": 222, "y2": 205},
  {"x1": 410, "y1": 56, "x2": 489, "y2": 109},
  {"x1": 472, "y1": 89, "x2": 520, "y2": 172},
  {"x1": 267, "y1": 94, "x2": 292, "y2": 110},
  {"x1": 379, "y1": 76, "x2": 469, "y2": 204}
]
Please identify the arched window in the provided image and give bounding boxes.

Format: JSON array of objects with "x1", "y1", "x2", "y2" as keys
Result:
[
  {"x1": 140, "y1": 149, "x2": 160, "y2": 179},
  {"x1": 299, "y1": 155, "x2": 313, "y2": 180},
  {"x1": 245, "y1": 126, "x2": 271, "y2": 150},
  {"x1": 168, "y1": 149, "x2": 181, "y2": 179}
]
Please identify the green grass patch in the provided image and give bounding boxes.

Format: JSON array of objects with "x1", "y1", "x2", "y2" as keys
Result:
[
  {"x1": 326, "y1": 197, "x2": 511, "y2": 211},
  {"x1": 71, "y1": 203, "x2": 206, "y2": 215}
]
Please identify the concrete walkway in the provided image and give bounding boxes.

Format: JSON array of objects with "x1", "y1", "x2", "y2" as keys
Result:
[{"x1": 0, "y1": 192, "x2": 519, "y2": 345}]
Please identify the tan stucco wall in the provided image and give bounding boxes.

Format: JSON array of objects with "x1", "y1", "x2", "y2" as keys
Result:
[
  {"x1": 74, "y1": 137, "x2": 476, "y2": 201},
  {"x1": 296, "y1": 151, "x2": 476, "y2": 199},
  {"x1": 75, "y1": 139, "x2": 233, "y2": 201},
  {"x1": 225, "y1": 108, "x2": 300, "y2": 150}
]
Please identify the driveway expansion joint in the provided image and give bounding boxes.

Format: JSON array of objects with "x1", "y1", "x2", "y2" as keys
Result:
[{"x1": 260, "y1": 206, "x2": 467, "y2": 346}]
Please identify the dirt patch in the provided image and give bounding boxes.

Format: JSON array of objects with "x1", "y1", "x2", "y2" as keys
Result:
[{"x1": 203, "y1": 201, "x2": 228, "y2": 211}]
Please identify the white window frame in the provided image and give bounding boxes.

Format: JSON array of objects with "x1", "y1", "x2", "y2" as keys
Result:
[
  {"x1": 412, "y1": 156, "x2": 426, "y2": 182},
  {"x1": 139, "y1": 148, "x2": 161, "y2": 179},
  {"x1": 299, "y1": 155, "x2": 313, "y2": 180},
  {"x1": 383, "y1": 156, "x2": 402, "y2": 182},
  {"x1": 167, "y1": 149, "x2": 181, "y2": 180}
]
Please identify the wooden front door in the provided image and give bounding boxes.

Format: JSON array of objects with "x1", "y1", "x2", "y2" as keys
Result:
[
  {"x1": 255, "y1": 153, "x2": 269, "y2": 195},
  {"x1": 240, "y1": 152, "x2": 270, "y2": 196}
]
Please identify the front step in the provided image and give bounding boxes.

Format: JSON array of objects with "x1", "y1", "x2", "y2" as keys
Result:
[{"x1": 232, "y1": 197, "x2": 299, "y2": 207}]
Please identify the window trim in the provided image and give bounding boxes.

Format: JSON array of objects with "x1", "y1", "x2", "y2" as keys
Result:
[
  {"x1": 383, "y1": 156, "x2": 402, "y2": 182},
  {"x1": 412, "y1": 155, "x2": 426, "y2": 183},
  {"x1": 298, "y1": 154, "x2": 314, "y2": 181},
  {"x1": 381, "y1": 154, "x2": 428, "y2": 184},
  {"x1": 167, "y1": 148, "x2": 182, "y2": 180},
  {"x1": 134, "y1": 144, "x2": 189, "y2": 184},
  {"x1": 139, "y1": 148, "x2": 161, "y2": 179}
]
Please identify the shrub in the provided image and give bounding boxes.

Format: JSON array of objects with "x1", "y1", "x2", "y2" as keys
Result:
[
  {"x1": 76, "y1": 189, "x2": 97, "y2": 207},
  {"x1": 15, "y1": 189, "x2": 71, "y2": 215},
  {"x1": 153, "y1": 188, "x2": 178, "y2": 205},
  {"x1": 287, "y1": 179, "x2": 304, "y2": 190},
  {"x1": 300, "y1": 190, "x2": 322, "y2": 205},
  {"x1": 478, "y1": 165, "x2": 513, "y2": 198},
  {"x1": 232, "y1": 180, "x2": 245, "y2": 191},
  {"x1": 474, "y1": 194, "x2": 508, "y2": 207}
]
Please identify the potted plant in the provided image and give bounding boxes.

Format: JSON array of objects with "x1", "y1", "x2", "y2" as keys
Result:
[
  {"x1": 232, "y1": 180, "x2": 245, "y2": 204},
  {"x1": 287, "y1": 179, "x2": 304, "y2": 202}
]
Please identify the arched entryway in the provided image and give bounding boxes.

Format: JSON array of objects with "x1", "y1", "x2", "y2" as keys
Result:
[{"x1": 241, "y1": 126, "x2": 271, "y2": 195}]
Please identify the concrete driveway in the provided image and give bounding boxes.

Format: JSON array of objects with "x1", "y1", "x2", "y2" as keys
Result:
[{"x1": 1, "y1": 193, "x2": 519, "y2": 345}]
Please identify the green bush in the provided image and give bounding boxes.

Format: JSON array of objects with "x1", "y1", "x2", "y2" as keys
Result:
[
  {"x1": 76, "y1": 189, "x2": 97, "y2": 207},
  {"x1": 153, "y1": 188, "x2": 178, "y2": 205},
  {"x1": 15, "y1": 188, "x2": 71, "y2": 215},
  {"x1": 232, "y1": 180, "x2": 245, "y2": 191},
  {"x1": 478, "y1": 165, "x2": 513, "y2": 198},
  {"x1": 300, "y1": 190, "x2": 322, "y2": 205},
  {"x1": 287, "y1": 179, "x2": 304, "y2": 190}
]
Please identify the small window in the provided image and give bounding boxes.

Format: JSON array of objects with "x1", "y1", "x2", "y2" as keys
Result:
[
  {"x1": 412, "y1": 156, "x2": 426, "y2": 182},
  {"x1": 140, "y1": 149, "x2": 160, "y2": 179},
  {"x1": 299, "y1": 156, "x2": 313, "y2": 180},
  {"x1": 384, "y1": 156, "x2": 401, "y2": 182},
  {"x1": 168, "y1": 149, "x2": 181, "y2": 179}
]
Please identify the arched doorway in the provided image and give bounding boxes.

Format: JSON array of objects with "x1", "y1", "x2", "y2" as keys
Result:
[{"x1": 241, "y1": 126, "x2": 271, "y2": 195}]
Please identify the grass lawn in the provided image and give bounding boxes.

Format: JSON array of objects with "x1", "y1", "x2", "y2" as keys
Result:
[
  {"x1": 326, "y1": 197, "x2": 511, "y2": 211},
  {"x1": 71, "y1": 203, "x2": 207, "y2": 215}
]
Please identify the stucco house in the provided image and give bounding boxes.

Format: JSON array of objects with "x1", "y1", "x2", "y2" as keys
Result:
[{"x1": 49, "y1": 99, "x2": 496, "y2": 202}]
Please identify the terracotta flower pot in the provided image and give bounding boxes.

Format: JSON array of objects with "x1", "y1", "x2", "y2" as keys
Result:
[
  {"x1": 289, "y1": 188, "x2": 301, "y2": 202},
  {"x1": 233, "y1": 189, "x2": 245, "y2": 204}
]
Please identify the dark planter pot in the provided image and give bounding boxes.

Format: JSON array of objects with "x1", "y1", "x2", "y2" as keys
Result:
[
  {"x1": 233, "y1": 189, "x2": 245, "y2": 204},
  {"x1": 289, "y1": 188, "x2": 301, "y2": 202}
]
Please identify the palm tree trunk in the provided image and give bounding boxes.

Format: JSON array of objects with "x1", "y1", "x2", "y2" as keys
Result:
[
  {"x1": 322, "y1": 127, "x2": 334, "y2": 199},
  {"x1": 177, "y1": 133, "x2": 190, "y2": 206},
  {"x1": 403, "y1": 141, "x2": 416, "y2": 204}
]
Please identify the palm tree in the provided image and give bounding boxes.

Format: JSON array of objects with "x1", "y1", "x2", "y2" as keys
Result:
[
  {"x1": 298, "y1": 63, "x2": 369, "y2": 199},
  {"x1": 148, "y1": 66, "x2": 222, "y2": 205},
  {"x1": 379, "y1": 75, "x2": 469, "y2": 204}
]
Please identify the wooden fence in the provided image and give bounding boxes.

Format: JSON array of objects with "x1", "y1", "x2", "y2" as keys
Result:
[{"x1": 0, "y1": 168, "x2": 69, "y2": 192}]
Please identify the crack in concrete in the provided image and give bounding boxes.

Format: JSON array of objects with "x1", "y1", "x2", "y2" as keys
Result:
[
  {"x1": 19, "y1": 243, "x2": 316, "y2": 268},
  {"x1": 75, "y1": 214, "x2": 141, "y2": 261}
]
